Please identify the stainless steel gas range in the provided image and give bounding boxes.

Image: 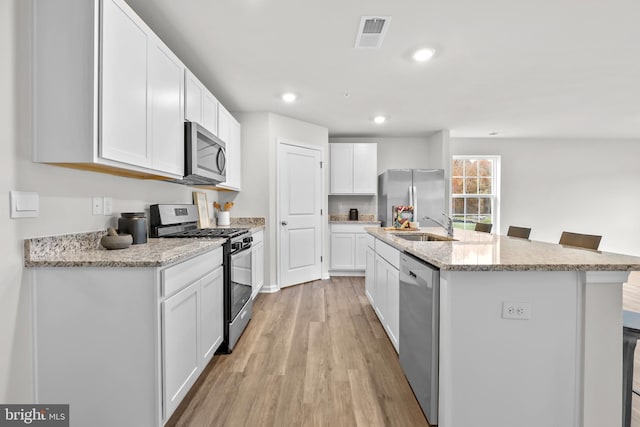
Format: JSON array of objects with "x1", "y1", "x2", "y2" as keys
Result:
[{"x1": 149, "y1": 204, "x2": 253, "y2": 353}]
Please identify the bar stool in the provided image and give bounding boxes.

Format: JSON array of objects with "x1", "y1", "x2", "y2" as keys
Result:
[
  {"x1": 623, "y1": 310, "x2": 640, "y2": 427},
  {"x1": 474, "y1": 223, "x2": 492, "y2": 233},
  {"x1": 558, "y1": 231, "x2": 602, "y2": 250},
  {"x1": 507, "y1": 226, "x2": 531, "y2": 239}
]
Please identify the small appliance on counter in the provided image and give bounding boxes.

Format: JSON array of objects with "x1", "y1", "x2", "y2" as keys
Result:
[
  {"x1": 349, "y1": 208, "x2": 359, "y2": 220},
  {"x1": 118, "y1": 212, "x2": 147, "y2": 244}
]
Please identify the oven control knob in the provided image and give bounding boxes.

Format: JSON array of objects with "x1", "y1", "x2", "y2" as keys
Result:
[
  {"x1": 243, "y1": 236, "x2": 253, "y2": 244},
  {"x1": 232, "y1": 242, "x2": 242, "y2": 251}
]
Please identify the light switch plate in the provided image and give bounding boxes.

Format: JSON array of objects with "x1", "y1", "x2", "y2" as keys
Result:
[
  {"x1": 103, "y1": 197, "x2": 113, "y2": 215},
  {"x1": 10, "y1": 190, "x2": 39, "y2": 218},
  {"x1": 92, "y1": 196, "x2": 103, "y2": 216}
]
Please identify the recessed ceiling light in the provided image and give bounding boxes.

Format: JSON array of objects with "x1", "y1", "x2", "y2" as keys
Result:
[
  {"x1": 282, "y1": 93, "x2": 297, "y2": 103},
  {"x1": 412, "y1": 48, "x2": 435, "y2": 63},
  {"x1": 489, "y1": 132, "x2": 499, "y2": 136},
  {"x1": 373, "y1": 116, "x2": 386, "y2": 124}
]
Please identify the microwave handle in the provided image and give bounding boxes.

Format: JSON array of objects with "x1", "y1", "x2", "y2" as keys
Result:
[{"x1": 217, "y1": 147, "x2": 227, "y2": 175}]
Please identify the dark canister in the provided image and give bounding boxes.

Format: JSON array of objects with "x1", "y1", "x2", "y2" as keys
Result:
[
  {"x1": 118, "y1": 212, "x2": 147, "y2": 244},
  {"x1": 349, "y1": 208, "x2": 359, "y2": 221}
]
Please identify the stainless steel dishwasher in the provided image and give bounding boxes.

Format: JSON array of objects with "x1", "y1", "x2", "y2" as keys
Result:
[{"x1": 399, "y1": 253, "x2": 440, "y2": 425}]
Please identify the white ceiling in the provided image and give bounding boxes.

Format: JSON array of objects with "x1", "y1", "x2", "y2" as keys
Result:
[{"x1": 125, "y1": 0, "x2": 640, "y2": 139}]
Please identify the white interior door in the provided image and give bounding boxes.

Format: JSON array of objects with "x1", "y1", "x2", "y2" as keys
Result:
[{"x1": 278, "y1": 142, "x2": 323, "y2": 287}]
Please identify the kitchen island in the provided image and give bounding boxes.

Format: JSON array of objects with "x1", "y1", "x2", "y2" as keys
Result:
[{"x1": 367, "y1": 227, "x2": 640, "y2": 427}]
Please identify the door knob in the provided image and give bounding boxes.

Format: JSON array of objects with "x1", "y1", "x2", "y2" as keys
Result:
[{"x1": 281, "y1": 221, "x2": 288, "y2": 226}]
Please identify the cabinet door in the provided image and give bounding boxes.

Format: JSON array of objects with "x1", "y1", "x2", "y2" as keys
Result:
[
  {"x1": 353, "y1": 143, "x2": 377, "y2": 194},
  {"x1": 365, "y1": 246, "x2": 375, "y2": 305},
  {"x1": 374, "y1": 254, "x2": 387, "y2": 323},
  {"x1": 199, "y1": 266, "x2": 223, "y2": 364},
  {"x1": 219, "y1": 117, "x2": 241, "y2": 190},
  {"x1": 218, "y1": 104, "x2": 231, "y2": 143},
  {"x1": 149, "y1": 40, "x2": 184, "y2": 176},
  {"x1": 330, "y1": 144, "x2": 354, "y2": 194},
  {"x1": 331, "y1": 233, "x2": 356, "y2": 270},
  {"x1": 162, "y1": 282, "x2": 200, "y2": 419},
  {"x1": 100, "y1": 0, "x2": 149, "y2": 168},
  {"x1": 387, "y1": 265, "x2": 400, "y2": 352},
  {"x1": 202, "y1": 91, "x2": 219, "y2": 136},
  {"x1": 184, "y1": 71, "x2": 203, "y2": 124},
  {"x1": 355, "y1": 233, "x2": 369, "y2": 270},
  {"x1": 251, "y1": 240, "x2": 264, "y2": 298}
]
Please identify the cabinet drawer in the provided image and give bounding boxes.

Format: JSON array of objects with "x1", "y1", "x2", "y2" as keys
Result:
[
  {"x1": 365, "y1": 234, "x2": 375, "y2": 249},
  {"x1": 375, "y1": 239, "x2": 400, "y2": 270},
  {"x1": 252, "y1": 230, "x2": 264, "y2": 244},
  {"x1": 162, "y1": 247, "x2": 223, "y2": 297}
]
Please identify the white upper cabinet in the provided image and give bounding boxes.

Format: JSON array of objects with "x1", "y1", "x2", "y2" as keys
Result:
[
  {"x1": 330, "y1": 143, "x2": 377, "y2": 194},
  {"x1": 33, "y1": 0, "x2": 185, "y2": 179},
  {"x1": 184, "y1": 70, "x2": 219, "y2": 136},
  {"x1": 217, "y1": 105, "x2": 242, "y2": 191},
  {"x1": 100, "y1": 0, "x2": 149, "y2": 168},
  {"x1": 149, "y1": 42, "x2": 185, "y2": 176}
]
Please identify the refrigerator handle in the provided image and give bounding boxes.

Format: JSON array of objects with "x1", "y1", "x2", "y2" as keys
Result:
[
  {"x1": 408, "y1": 185, "x2": 414, "y2": 207},
  {"x1": 413, "y1": 185, "x2": 418, "y2": 218}
]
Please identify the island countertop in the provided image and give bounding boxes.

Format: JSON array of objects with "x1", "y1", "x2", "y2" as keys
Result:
[{"x1": 366, "y1": 226, "x2": 640, "y2": 271}]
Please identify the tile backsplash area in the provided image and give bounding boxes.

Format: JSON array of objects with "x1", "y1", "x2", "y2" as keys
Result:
[{"x1": 329, "y1": 195, "x2": 377, "y2": 218}]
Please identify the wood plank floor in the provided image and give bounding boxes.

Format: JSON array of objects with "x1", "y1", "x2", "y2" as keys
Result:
[{"x1": 166, "y1": 277, "x2": 429, "y2": 427}]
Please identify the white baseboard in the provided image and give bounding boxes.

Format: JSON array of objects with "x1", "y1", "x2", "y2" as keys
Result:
[
  {"x1": 329, "y1": 271, "x2": 365, "y2": 277},
  {"x1": 259, "y1": 283, "x2": 280, "y2": 293}
]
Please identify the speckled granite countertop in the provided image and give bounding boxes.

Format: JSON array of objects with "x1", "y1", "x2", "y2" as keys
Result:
[
  {"x1": 24, "y1": 231, "x2": 225, "y2": 268},
  {"x1": 329, "y1": 214, "x2": 379, "y2": 224},
  {"x1": 367, "y1": 227, "x2": 640, "y2": 272}
]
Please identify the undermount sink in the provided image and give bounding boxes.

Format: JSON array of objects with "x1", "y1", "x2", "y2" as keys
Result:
[{"x1": 392, "y1": 233, "x2": 457, "y2": 242}]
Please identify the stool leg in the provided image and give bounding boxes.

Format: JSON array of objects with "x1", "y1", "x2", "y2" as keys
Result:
[{"x1": 623, "y1": 332, "x2": 638, "y2": 427}]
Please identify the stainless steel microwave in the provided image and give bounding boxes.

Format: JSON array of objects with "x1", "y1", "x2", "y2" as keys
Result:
[{"x1": 179, "y1": 121, "x2": 226, "y2": 185}]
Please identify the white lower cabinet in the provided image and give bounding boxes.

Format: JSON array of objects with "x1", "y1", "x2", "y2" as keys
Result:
[
  {"x1": 365, "y1": 245, "x2": 375, "y2": 304},
  {"x1": 32, "y1": 246, "x2": 224, "y2": 427},
  {"x1": 163, "y1": 282, "x2": 200, "y2": 418},
  {"x1": 199, "y1": 267, "x2": 224, "y2": 364},
  {"x1": 330, "y1": 223, "x2": 378, "y2": 274},
  {"x1": 251, "y1": 230, "x2": 265, "y2": 298},
  {"x1": 366, "y1": 237, "x2": 400, "y2": 352}
]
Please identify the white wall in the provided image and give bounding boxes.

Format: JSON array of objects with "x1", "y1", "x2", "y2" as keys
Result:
[
  {"x1": 452, "y1": 138, "x2": 640, "y2": 256},
  {"x1": 221, "y1": 113, "x2": 329, "y2": 287},
  {"x1": 0, "y1": 0, "x2": 219, "y2": 402}
]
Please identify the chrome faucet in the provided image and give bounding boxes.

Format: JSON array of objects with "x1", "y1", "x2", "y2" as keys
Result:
[{"x1": 423, "y1": 213, "x2": 455, "y2": 237}]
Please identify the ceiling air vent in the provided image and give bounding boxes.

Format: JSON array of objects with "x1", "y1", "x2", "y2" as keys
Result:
[{"x1": 354, "y1": 16, "x2": 392, "y2": 48}]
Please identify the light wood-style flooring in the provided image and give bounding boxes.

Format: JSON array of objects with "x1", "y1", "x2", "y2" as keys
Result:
[{"x1": 167, "y1": 277, "x2": 429, "y2": 427}]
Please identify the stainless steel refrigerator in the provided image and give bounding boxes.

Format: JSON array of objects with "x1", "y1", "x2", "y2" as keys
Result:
[{"x1": 378, "y1": 169, "x2": 445, "y2": 227}]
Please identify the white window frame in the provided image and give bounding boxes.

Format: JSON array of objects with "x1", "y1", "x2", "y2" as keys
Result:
[{"x1": 451, "y1": 155, "x2": 501, "y2": 232}]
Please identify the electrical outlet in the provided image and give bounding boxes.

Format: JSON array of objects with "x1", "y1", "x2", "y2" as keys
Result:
[
  {"x1": 92, "y1": 196, "x2": 103, "y2": 216},
  {"x1": 502, "y1": 302, "x2": 531, "y2": 320},
  {"x1": 103, "y1": 197, "x2": 113, "y2": 215}
]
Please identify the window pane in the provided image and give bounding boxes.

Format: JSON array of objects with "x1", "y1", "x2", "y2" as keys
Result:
[
  {"x1": 465, "y1": 197, "x2": 479, "y2": 215},
  {"x1": 453, "y1": 198, "x2": 464, "y2": 214},
  {"x1": 465, "y1": 178, "x2": 478, "y2": 194},
  {"x1": 479, "y1": 198, "x2": 492, "y2": 214},
  {"x1": 478, "y1": 178, "x2": 492, "y2": 194},
  {"x1": 452, "y1": 178, "x2": 463, "y2": 194},
  {"x1": 478, "y1": 159, "x2": 492, "y2": 177},
  {"x1": 465, "y1": 160, "x2": 478, "y2": 176},
  {"x1": 452, "y1": 159, "x2": 464, "y2": 177}
]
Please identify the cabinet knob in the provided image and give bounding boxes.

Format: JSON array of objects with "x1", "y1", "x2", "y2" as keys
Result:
[{"x1": 281, "y1": 221, "x2": 288, "y2": 226}]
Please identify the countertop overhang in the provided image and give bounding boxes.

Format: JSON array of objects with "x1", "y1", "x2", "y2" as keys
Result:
[{"x1": 367, "y1": 227, "x2": 640, "y2": 271}]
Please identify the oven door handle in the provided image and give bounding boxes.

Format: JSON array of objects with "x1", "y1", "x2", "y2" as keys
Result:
[{"x1": 231, "y1": 245, "x2": 252, "y2": 257}]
